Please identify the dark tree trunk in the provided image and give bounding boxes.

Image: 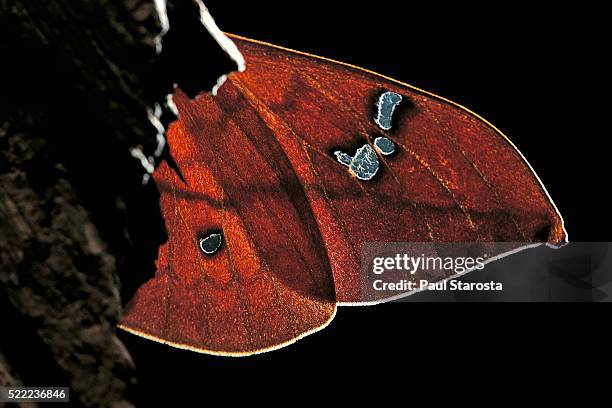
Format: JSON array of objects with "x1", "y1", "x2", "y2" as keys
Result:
[{"x1": 0, "y1": 1, "x2": 241, "y2": 406}]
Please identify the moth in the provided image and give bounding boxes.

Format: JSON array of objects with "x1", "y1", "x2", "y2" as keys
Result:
[{"x1": 120, "y1": 35, "x2": 566, "y2": 355}]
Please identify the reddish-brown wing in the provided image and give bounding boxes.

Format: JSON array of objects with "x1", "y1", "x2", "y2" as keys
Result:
[
  {"x1": 120, "y1": 70, "x2": 338, "y2": 356},
  {"x1": 121, "y1": 36, "x2": 566, "y2": 355}
]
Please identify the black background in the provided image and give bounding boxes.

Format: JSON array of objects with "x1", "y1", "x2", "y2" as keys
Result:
[{"x1": 122, "y1": 2, "x2": 607, "y2": 404}]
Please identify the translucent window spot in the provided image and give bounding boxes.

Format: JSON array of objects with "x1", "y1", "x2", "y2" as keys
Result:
[
  {"x1": 375, "y1": 91, "x2": 403, "y2": 131},
  {"x1": 334, "y1": 145, "x2": 381, "y2": 181},
  {"x1": 349, "y1": 145, "x2": 380, "y2": 181},
  {"x1": 199, "y1": 233, "x2": 223, "y2": 255},
  {"x1": 373, "y1": 137, "x2": 396, "y2": 155},
  {"x1": 334, "y1": 151, "x2": 353, "y2": 167}
]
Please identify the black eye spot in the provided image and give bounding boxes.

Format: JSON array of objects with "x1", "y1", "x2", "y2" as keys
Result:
[{"x1": 199, "y1": 232, "x2": 223, "y2": 255}]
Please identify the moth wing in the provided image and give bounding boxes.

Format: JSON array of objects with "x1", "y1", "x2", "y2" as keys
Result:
[
  {"x1": 121, "y1": 36, "x2": 566, "y2": 354},
  {"x1": 121, "y1": 86, "x2": 336, "y2": 355},
  {"x1": 224, "y1": 36, "x2": 566, "y2": 303}
]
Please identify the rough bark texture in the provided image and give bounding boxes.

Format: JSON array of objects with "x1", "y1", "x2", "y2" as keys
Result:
[{"x1": 0, "y1": 1, "x2": 238, "y2": 406}]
